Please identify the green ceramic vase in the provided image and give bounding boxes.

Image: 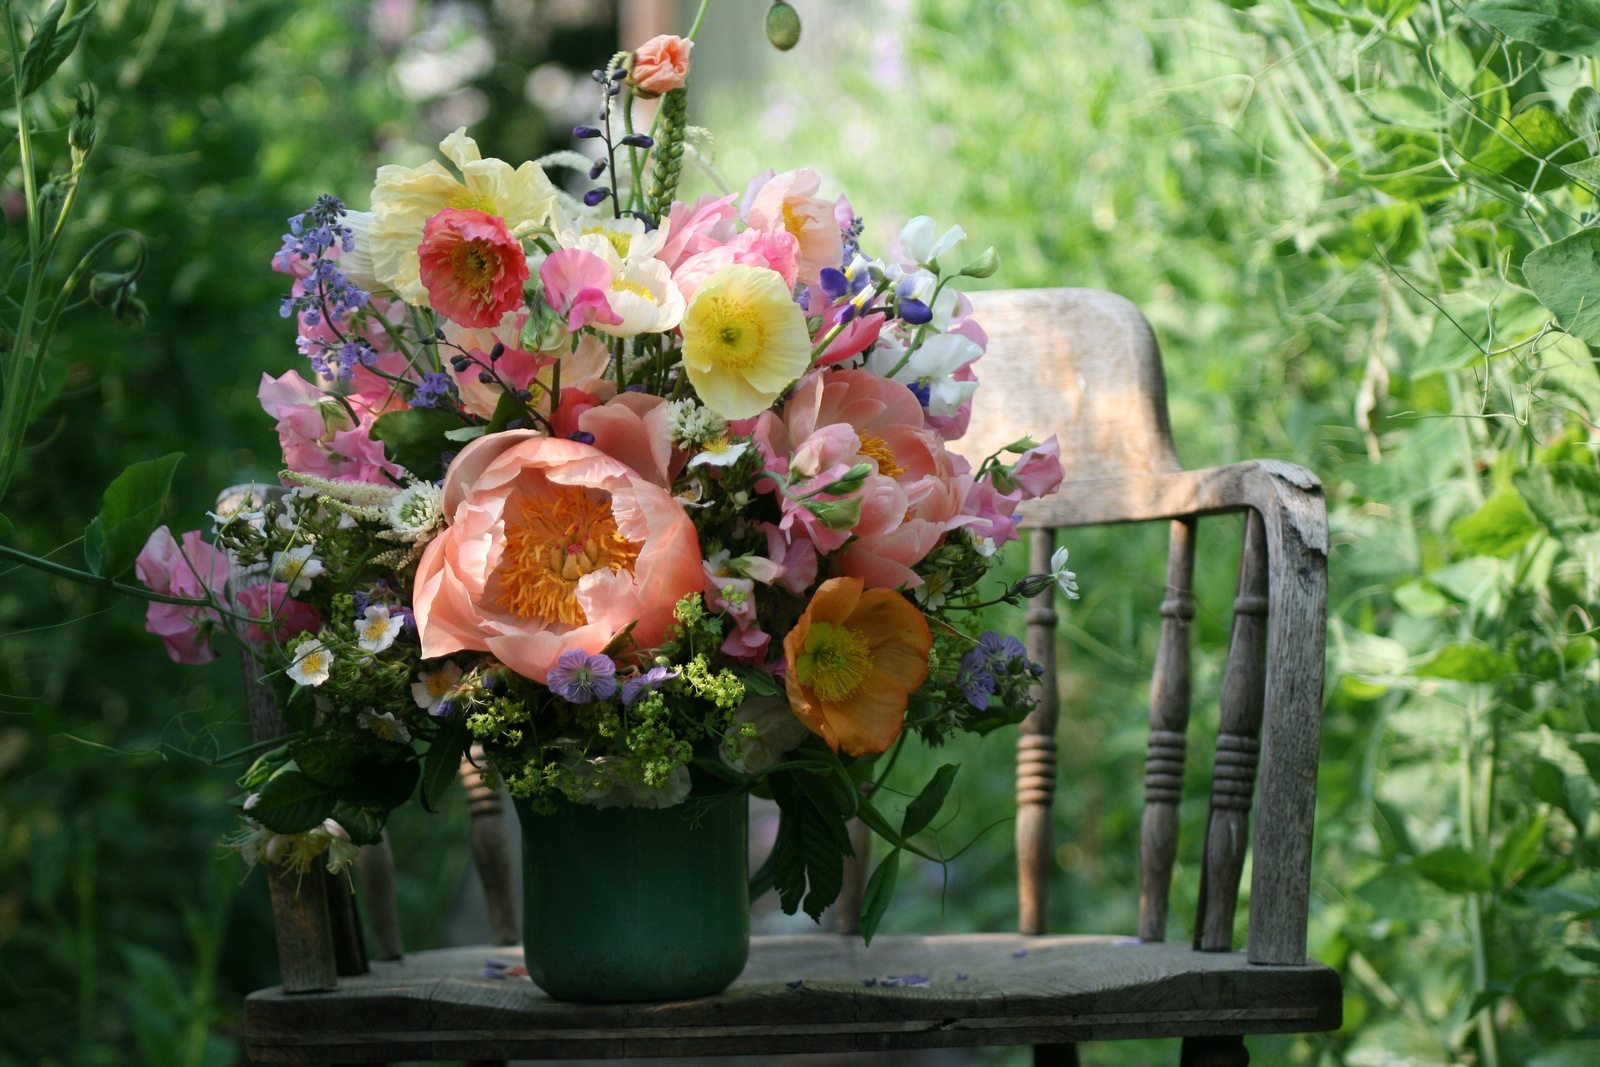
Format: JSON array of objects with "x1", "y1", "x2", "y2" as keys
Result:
[{"x1": 513, "y1": 790, "x2": 751, "y2": 1002}]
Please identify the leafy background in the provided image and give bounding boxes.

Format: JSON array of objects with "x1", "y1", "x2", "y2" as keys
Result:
[{"x1": 2, "y1": 0, "x2": 1598, "y2": 1065}]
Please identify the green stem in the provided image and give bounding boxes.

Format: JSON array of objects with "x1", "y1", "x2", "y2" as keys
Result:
[
  {"x1": 686, "y1": 0, "x2": 713, "y2": 39},
  {"x1": 0, "y1": 541, "x2": 216, "y2": 607},
  {"x1": 1460, "y1": 688, "x2": 1501, "y2": 1067},
  {"x1": 4, "y1": 5, "x2": 40, "y2": 255}
]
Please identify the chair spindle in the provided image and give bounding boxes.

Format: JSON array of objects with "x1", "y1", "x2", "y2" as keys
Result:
[
  {"x1": 831, "y1": 816, "x2": 871, "y2": 935},
  {"x1": 1138, "y1": 518, "x2": 1197, "y2": 943},
  {"x1": 355, "y1": 834, "x2": 405, "y2": 961},
  {"x1": 1196, "y1": 510, "x2": 1269, "y2": 952},
  {"x1": 459, "y1": 743, "x2": 520, "y2": 945},
  {"x1": 1017, "y1": 527, "x2": 1060, "y2": 935}
]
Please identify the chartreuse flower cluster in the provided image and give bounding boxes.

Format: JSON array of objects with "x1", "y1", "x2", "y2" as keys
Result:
[{"x1": 135, "y1": 10, "x2": 1075, "y2": 938}]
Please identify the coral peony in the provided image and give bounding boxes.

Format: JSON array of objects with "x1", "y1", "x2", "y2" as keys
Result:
[
  {"x1": 783, "y1": 577, "x2": 932, "y2": 756},
  {"x1": 630, "y1": 34, "x2": 693, "y2": 96},
  {"x1": 413, "y1": 432, "x2": 702, "y2": 683},
  {"x1": 417, "y1": 208, "x2": 530, "y2": 328}
]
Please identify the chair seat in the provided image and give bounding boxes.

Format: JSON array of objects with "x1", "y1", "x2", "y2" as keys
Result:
[{"x1": 244, "y1": 933, "x2": 1341, "y2": 1063}]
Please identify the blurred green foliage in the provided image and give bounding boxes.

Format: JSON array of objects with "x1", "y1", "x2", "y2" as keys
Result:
[{"x1": 4, "y1": 0, "x2": 1600, "y2": 1064}]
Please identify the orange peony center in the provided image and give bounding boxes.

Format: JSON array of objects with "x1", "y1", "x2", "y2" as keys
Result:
[
  {"x1": 857, "y1": 433, "x2": 906, "y2": 479},
  {"x1": 494, "y1": 485, "x2": 640, "y2": 626}
]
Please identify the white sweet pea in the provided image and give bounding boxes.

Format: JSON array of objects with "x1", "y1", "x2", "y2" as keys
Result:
[
  {"x1": 720, "y1": 696, "x2": 811, "y2": 775},
  {"x1": 899, "y1": 215, "x2": 966, "y2": 269},
  {"x1": 865, "y1": 332, "x2": 982, "y2": 417},
  {"x1": 355, "y1": 604, "x2": 403, "y2": 653},
  {"x1": 286, "y1": 639, "x2": 333, "y2": 687},
  {"x1": 1050, "y1": 546, "x2": 1081, "y2": 600},
  {"x1": 892, "y1": 266, "x2": 960, "y2": 330}
]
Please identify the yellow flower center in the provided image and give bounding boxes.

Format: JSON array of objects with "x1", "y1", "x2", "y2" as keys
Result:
[
  {"x1": 781, "y1": 203, "x2": 808, "y2": 240},
  {"x1": 693, "y1": 294, "x2": 768, "y2": 371},
  {"x1": 495, "y1": 485, "x2": 640, "y2": 626},
  {"x1": 449, "y1": 240, "x2": 498, "y2": 295},
  {"x1": 299, "y1": 650, "x2": 326, "y2": 674},
  {"x1": 584, "y1": 226, "x2": 634, "y2": 260},
  {"x1": 610, "y1": 277, "x2": 656, "y2": 300},
  {"x1": 797, "y1": 622, "x2": 873, "y2": 702},
  {"x1": 449, "y1": 190, "x2": 496, "y2": 214},
  {"x1": 858, "y1": 434, "x2": 906, "y2": 479},
  {"x1": 424, "y1": 672, "x2": 454, "y2": 699},
  {"x1": 360, "y1": 618, "x2": 388, "y2": 643}
]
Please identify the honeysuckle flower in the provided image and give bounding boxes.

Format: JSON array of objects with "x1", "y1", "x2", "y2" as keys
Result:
[
  {"x1": 287, "y1": 638, "x2": 333, "y2": 687},
  {"x1": 743, "y1": 168, "x2": 843, "y2": 287},
  {"x1": 899, "y1": 215, "x2": 966, "y2": 269},
  {"x1": 413, "y1": 661, "x2": 464, "y2": 712},
  {"x1": 783, "y1": 577, "x2": 932, "y2": 756},
  {"x1": 680, "y1": 264, "x2": 811, "y2": 419},
  {"x1": 368, "y1": 127, "x2": 558, "y2": 305},
  {"x1": 1050, "y1": 546, "x2": 1081, "y2": 601},
  {"x1": 272, "y1": 544, "x2": 324, "y2": 595},
  {"x1": 630, "y1": 33, "x2": 693, "y2": 96},
  {"x1": 413, "y1": 431, "x2": 703, "y2": 684},
  {"x1": 417, "y1": 208, "x2": 531, "y2": 328},
  {"x1": 135, "y1": 527, "x2": 231, "y2": 665},
  {"x1": 358, "y1": 708, "x2": 412, "y2": 743},
  {"x1": 356, "y1": 604, "x2": 403, "y2": 653},
  {"x1": 547, "y1": 648, "x2": 617, "y2": 703}
]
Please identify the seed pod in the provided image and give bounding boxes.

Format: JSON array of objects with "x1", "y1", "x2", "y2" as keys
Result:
[{"x1": 766, "y1": 1, "x2": 802, "y2": 51}]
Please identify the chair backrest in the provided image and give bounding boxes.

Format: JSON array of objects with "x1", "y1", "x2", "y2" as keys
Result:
[{"x1": 962, "y1": 287, "x2": 1329, "y2": 966}]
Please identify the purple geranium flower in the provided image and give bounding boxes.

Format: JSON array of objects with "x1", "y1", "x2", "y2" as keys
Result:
[
  {"x1": 621, "y1": 665, "x2": 677, "y2": 707},
  {"x1": 546, "y1": 649, "x2": 617, "y2": 704}
]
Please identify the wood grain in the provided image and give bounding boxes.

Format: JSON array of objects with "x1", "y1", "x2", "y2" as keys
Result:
[
  {"x1": 461, "y1": 743, "x2": 520, "y2": 946},
  {"x1": 355, "y1": 834, "x2": 404, "y2": 962},
  {"x1": 1018, "y1": 527, "x2": 1059, "y2": 935}
]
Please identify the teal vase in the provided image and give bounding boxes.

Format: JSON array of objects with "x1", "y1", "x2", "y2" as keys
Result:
[{"x1": 513, "y1": 790, "x2": 751, "y2": 1002}]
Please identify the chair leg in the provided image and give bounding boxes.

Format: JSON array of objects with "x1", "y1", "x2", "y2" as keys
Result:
[
  {"x1": 1035, "y1": 1043, "x2": 1081, "y2": 1067},
  {"x1": 1180, "y1": 1034, "x2": 1248, "y2": 1066}
]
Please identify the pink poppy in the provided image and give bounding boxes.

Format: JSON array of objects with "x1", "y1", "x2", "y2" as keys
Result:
[
  {"x1": 417, "y1": 208, "x2": 530, "y2": 328},
  {"x1": 413, "y1": 432, "x2": 703, "y2": 683}
]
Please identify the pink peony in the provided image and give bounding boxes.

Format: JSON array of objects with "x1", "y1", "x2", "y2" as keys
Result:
[
  {"x1": 630, "y1": 34, "x2": 693, "y2": 96},
  {"x1": 413, "y1": 431, "x2": 703, "y2": 683},
  {"x1": 135, "y1": 528, "x2": 232, "y2": 664},
  {"x1": 417, "y1": 208, "x2": 529, "y2": 328},
  {"x1": 658, "y1": 194, "x2": 739, "y2": 271}
]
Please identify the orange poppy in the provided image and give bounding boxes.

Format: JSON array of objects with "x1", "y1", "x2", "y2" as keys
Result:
[{"x1": 782, "y1": 577, "x2": 933, "y2": 756}]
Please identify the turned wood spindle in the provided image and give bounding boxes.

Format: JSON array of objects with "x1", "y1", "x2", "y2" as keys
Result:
[
  {"x1": 1017, "y1": 526, "x2": 1061, "y2": 936},
  {"x1": 354, "y1": 834, "x2": 404, "y2": 961},
  {"x1": 1138, "y1": 518, "x2": 1197, "y2": 944},
  {"x1": 459, "y1": 742, "x2": 520, "y2": 946}
]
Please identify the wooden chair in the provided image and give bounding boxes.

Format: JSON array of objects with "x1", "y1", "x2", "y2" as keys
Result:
[{"x1": 242, "y1": 288, "x2": 1340, "y2": 1065}]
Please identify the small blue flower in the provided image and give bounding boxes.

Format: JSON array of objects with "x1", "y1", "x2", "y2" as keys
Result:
[
  {"x1": 547, "y1": 649, "x2": 618, "y2": 704},
  {"x1": 412, "y1": 372, "x2": 454, "y2": 409},
  {"x1": 621, "y1": 666, "x2": 677, "y2": 707}
]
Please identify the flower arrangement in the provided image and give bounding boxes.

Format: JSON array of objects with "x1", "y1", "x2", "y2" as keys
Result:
[{"x1": 139, "y1": 12, "x2": 1076, "y2": 940}]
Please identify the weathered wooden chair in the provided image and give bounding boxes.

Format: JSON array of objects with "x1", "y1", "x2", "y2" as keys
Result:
[{"x1": 242, "y1": 288, "x2": 1340, "y2": 1065}]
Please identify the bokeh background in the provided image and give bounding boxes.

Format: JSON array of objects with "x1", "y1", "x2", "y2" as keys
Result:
[{"x1": 3, "y1": 1, "x2": 1598, "y2": 1064}]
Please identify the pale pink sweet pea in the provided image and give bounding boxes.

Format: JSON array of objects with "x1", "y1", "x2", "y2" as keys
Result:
[
  {"x1": 135, "y1": 528, "x2": 232, "y2": 665},
  {"x1": 413, "y1": 432, "x2": 703, "y2": 684},
  {"x1": 258, "y1": 371, "x2": 404, "y2": 483},
  {"x1": 1010, "y1": 435, "x2": 1065, "y2": 500},
  {"x1": 960, "y1": 473, "x2": 1024, "y2": 551},
  {"x1": 721, "y1": 624, "x2": 771, "y2": 664},
  {"x1": 743, "y1": 169, "x2": 843, "y2": 288},
  {"x1": 540, "y1": 248, "x2": 623, "y2": 332},
  {"x1": 658, "y1": 194, "x2": 739, "y2": 271}
]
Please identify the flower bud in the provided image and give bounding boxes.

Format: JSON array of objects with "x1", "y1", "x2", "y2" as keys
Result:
[
  {"x1": 806, "y1": 496, "x2": 863, "y2": 531},
  {"x1": 958, "y1": 246, "x2": 1000, "y2": 279},
  {"x1": 766, "y1": 1, "x2": 802, "y2": 51},
  {"x1": 818, "y1": 462, "x2": 873, "y2": 496}
]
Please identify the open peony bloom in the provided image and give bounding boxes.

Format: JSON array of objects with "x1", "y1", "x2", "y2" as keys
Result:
[
  {"x1": 680, "y1": 264, "x2": 812, "y2": 419},
  {"x1": 413, "y1": 432, "x2": 703, "y2": 683},
  {"x1": 417, "y1": 208, "x2": 530, "y2": 328},
  {"x1": 783, "y1": 577, "x2": 932, "y2": 756}
]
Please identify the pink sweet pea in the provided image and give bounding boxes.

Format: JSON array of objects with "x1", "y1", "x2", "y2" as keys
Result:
[
  {"x1": 1010, "y1": 435, "x2": 1065, "y2": 500},
  {"x1": 417, "y1": 208, "x2": 530, "y2": 328},
  {"x1": 258, "y1": 371, "x2": 403, "y2": 484},
  {"x1": 539, "y1": 248, "x2": 623, "y2": 332},
  {"x1": 671, "y1": 228, "x2": 799, "y2": 304},
  {"x1": 135, "y1": 528, "x2": 231, "y2": 664},
  {"x1": 235, "y1": 582, "x2": 323, "y2": 646}
]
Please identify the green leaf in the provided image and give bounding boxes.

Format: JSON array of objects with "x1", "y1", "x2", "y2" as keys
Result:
[
  {"x1": 1450, "y1": 489, "x2": 1544, "y2": 557},
  {"x1": 1513, "y1": 463, "x2": 1600, "y2": 536},
  {"x1": 1525, "y1": 229, "x2": 1600, "y2": 345},
  {"x1": 0, "y1": 512, "x2": 11, "y2": 537},
  {"x1": 1527, "y1": 758, "x2": 1591, "y2": 830},
  {"x1": 1463, "y1": 105, "x2": 1585, "y2": 190},
  {"x1": 900, "y1": 764, "x2": 959, "y2": 839},
  {"x1": 338, "y1": 753, "x2": 419, "y2": 810},
  {"x1": 859, "y1": 848, "x2": 901, "y2": 945},
  {"x1": 289, "y1": 738, "x2": 359, "y2": 787},
  {"x1": 420, "y1": 719, "x2": 470, "y2": 813},
  {"x1": 370, "y1": 408, "x2": 466, "y2": 481},
  {"x1": 769, "y1": 771, "x2": 853, "y2": 921},
  {"x1": 18, "y1": 1, "x2": 96, "y2": 97},
  {"x1": 1493, "y1": 813, "x2": 1547, "y2": 886},
  {"x1": 1362, "y1": 86, "x2": 1443, "y2": 129},
  {"x1": 328, "y1": 803, "x2": 386, "y2": 846},
  {"x1": 1411, "y1": 845, "x2": 1494, "y2": 893},
  {"x1": 730, "y1": 665, "x2": 781, "y2": 698},
  {"x1": 82, "y1": 453, "x2": 183, "y2": 578},
  {"x1": 1469, "y1": 0, "x2": 1600, "y2": 56},
  {"x1": 1416, "y1": 642, "x2": 1514, "y2": 682},
  {"x1": 251, "y1": 764, "x2": 336, "y2": 834}
]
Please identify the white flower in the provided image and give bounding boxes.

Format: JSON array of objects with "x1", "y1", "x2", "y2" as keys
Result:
[
  {"x1": 719, "y1": 696, "x2": 810, "y2": 775},
  {"x1": 412, "y1": 661, "x2": 463, "y2": 712},
  {"x1": 1050, "y1": 546, "x2": 1081, "y2": 600},
  {"x1": 665, "y1": 398, "x2": 728, "y2": 448},
  {"x1": 688, "y1": 438, "x2": 750, "y2": 469},
  {"x1": 272, "y1": 544, "x2": 325, "y2": 595},
  {"x1": 358, "y1": 708, "x2": 412, "y2": 744},
  {"x1": 355, "y1": 604, "x2": 403, "y2": 653},
  {"x1": 865, "y1": 332, "x2": 982, "y2": 417},
  {"x1": 899, "y1": 215, "x2": 966, "y2": 269},
  {"x1": 386, "y1": 481, "x2": 445, "y2": 541},
  {"x1": 976, "y1": 536, "x2": 999, "y2": 558},
  {"x1": 286, "y1": 639, "x2": 333, "y2": 687}
]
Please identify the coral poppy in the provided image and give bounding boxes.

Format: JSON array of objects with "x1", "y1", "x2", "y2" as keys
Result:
[
  {"x1": 782, "y1": 577, "x2": 932, "y2": 756},
  {"x1": 417, "y1": 208, "x2": 530, "y2": 328},
  {"x1": 413, "y1": 432, "x2": 703, "y2": 683}
]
